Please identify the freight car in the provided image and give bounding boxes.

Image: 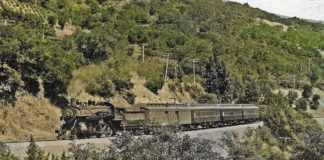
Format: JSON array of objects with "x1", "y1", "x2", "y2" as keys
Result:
[{"x1": 56, "y1": 100, "x2": 259, "y2": 139}]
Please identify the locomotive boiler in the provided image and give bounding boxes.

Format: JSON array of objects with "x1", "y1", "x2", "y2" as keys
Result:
[{"x1": 56, "y1": 99, "x2": 259, "y2": 139}]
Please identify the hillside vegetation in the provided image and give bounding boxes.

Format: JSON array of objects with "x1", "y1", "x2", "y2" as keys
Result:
[
  {"x1": 0, "y1": 0, "x2": 323, "y2": 105},
  {"x1": 0, "y1": 0, "x2": 324, "y2": 158}
]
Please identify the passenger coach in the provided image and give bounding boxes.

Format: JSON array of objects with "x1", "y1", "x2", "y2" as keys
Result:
[{"x1": 123, "y1": 103, "x2": 259, "y2": 131}]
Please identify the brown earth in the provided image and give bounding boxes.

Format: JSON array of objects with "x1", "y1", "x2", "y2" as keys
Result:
[
  {"x1": 54, "y1": 23, "x2": 76, "y2": 38},
  {"x1": 131, "y1": 73, "x2": 197, "y2": 104},
  {"x1": 0, "y1": 96, "x2": 61, "y2": 141},
  {"x1": 256, "y1": 18, "x2": 289, "y2": 31}
]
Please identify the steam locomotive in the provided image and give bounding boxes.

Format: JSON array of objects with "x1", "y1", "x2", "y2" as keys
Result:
[{"x1": 55, "y1": 99, "x2": 259, "y2": 139}]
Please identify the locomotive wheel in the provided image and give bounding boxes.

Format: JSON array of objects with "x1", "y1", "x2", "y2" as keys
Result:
[
  {"x1": 95, "y1": 133, "x2": 102, "y2": 138},
  {"x1": 104, "y1": 125, "x2": 113, "y2": 137},
  {"x1": 85, "y1": 133, "x2": 92, "y2": 138},
  {"x1": 76, "y1": 132, "x2": 84, "y2": 139}
]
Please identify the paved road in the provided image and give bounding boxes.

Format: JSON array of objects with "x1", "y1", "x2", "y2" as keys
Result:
[{"x1": 7, "y1": 122, "x2": 263, "y2": 159}]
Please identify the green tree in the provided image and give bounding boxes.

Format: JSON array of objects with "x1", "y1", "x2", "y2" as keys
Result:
[
  {"x1": 302, "y1": 84, "x2": 312, "y2": 99},
  {"x1": 202, "y1": 58, "x2": 230, "y2": 102},
  {"x1": 310, "y1": 94, "x2": 320, "y2": 110},
  {"x1": 67, "y1": 131, "x2": 224, "y2": 160},
  {"x1": 227, "y1": 93, "x2": 324, "y2": 159},
  {"x1": 25, "y1": 135, "x2": 49, "y2": 160},
  {"x1": 296, "y1": 98, "x2": 308, "y2": 111},
  {"x1": 0, "y1": 141, "x2": 18, "y2": 160},
  {"x1": 145, "y1": 76, "x2": 164, "y2": 94},
  {"x1": 287, "y1": 90, "x2": 298, "y2": 106},
  {"x1": 308, "y1": 72, "x2": 319, "y2": 86}
]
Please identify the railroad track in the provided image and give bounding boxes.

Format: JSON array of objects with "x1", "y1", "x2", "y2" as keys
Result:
[
  {"x1": 5, "y1": 121, "x2": 262, "y2": 144},
  {"x1": 6, "y1": 122, "x2": 263, "y2": 159}
]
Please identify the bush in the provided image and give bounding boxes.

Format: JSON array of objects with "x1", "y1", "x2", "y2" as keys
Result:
[
  {"x1": 144, "y1": 77, "x2": 164, "y2": 94},
  {"x1": 296, "y1": 98, "x2": 308, "y2": 111},
  {"x1": 310, "y1": 94, "x2": 320, "y2": 110},
  {"x1": 226, "y1": 93, "x2": 324, "y2": 159},
  {"x1": 287, "y1": 91, "x2": 298, "y2": 105},
  {"x1": 86, "y1": 75, "x2": 115, "y2": 99},
  {"x1": 25, "y1": 135, "x2": 49, "y2": 160},
  {"x1": 302, "y1": 84, "x2": 312, "y2": 99},
  {"x1": 121, "y1": 90, "x2": 136, "y2": 104},
  {"x1": 197, "y1": 93, "x2": 218, "y2": 103},
  {"x1": 68, "y1": 130, "x2": 224, "y2": 160},
  {"x1": 0, "y1": 141, "x2": 18, "y2": 160}
]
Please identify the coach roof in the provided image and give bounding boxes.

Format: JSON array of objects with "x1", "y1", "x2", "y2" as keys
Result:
[{"x1": 140, "y1": 103, "x2": 258, "y2": 111}]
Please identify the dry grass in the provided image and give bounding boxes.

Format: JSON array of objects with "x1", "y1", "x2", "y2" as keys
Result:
[
  {"x1": 131, "y1": 73, "x2": 199, "y2": 104},
  {"x1": 131, "y1": 73, "x2": 164, "y2": 104},
  {"x1": 256, "y1": 18, "x2": 289, "y2": 31},
  {"x1": 309, "y1": 108, "x2": 324, "y2": 118},
  {"x1": 54, "y1": 23, "x2": 77, "y2": 38},
  {"x1": 0, "y1": 95, "x2": 61, "y2": 141}
]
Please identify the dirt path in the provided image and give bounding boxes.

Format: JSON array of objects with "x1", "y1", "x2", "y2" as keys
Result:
[
  {"x1": 316, "y1": 118, "x2": 324, "y2": 128},
  {"x1": 7, "y1": 122, "x2": 263, "y2": 159}
]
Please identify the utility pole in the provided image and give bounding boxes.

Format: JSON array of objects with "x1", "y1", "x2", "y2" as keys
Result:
[
  {"x1": 174, "y1": 66, "x2": 177, "y2": 79},
  {"x1": 292, "y1": 75, "x2": 296, "y2": 89},
  {"x1": 164, "y1": 53, "x2": 170, "y2": 82},
  {"x1": 309, "y1": 58, "x2": 311, "y2": 71},
  {"x1": 193, "y1": 59, "x2": 198, "y2": 85},
  {"x1": 278, "y1": 137, "x2": 291, "y2": 153},
  {"x1": 142, "y1": 44, "x2": 145, "y2": 62}
]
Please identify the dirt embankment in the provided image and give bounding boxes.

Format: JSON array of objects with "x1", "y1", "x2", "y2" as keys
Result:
[
  {"x1": 131, "y1": 73, "x2": 196, "y2": 104},
  {"x1": 0, "y1": 96, "x2": 61, "y2": 141}
]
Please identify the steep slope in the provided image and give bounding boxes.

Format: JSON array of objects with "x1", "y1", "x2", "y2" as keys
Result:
[{"x1": 0, "y1": 96, "x2": 60, "y2": 141}]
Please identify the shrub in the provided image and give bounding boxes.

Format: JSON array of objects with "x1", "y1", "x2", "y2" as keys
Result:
[
  {"x1": 287, "y1": 91, "x2": 298, "y2": 105},
  {"x1": 310, "y1": 94, "x2": 320, "y2": 110},
  {"x1": 197, "y1": 93, "x2": 218, "y2": 103},
  {"x1": 0, "y1": 141, "x2": 18, "y2": 160},
  {"x1": 227, "y1": 93, "x2": 324, "y2": 159},
  {"x1": 296, "y1": 98, "x2": 308, "y2": 111},
  {"x1": 86, "y1": 75, "x2": 115, "y2": 99},
  {"x1": 144, "y1": 77, "x2": 164, "y2": 94},
  {"x1": 25, "y1": 135, "x2": 49, "y2": 160},
  {"x1": 68, "y1": 130, "x2": 224, "y2": 160},
  {"x1": 121, "y1": 90, "x2": 136, "y2": 104},
  {"x1": 302, "y1": 84, "x2": 312, "y2": 99}
]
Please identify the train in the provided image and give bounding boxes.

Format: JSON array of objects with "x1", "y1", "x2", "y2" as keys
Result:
[{"x1": 55, "y1": 99, "x2": 259, "y2": 139}]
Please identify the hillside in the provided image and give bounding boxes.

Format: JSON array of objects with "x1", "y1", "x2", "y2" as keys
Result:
[
  {"x1": 0, "y1": 0, "x2": 324, "y2": 158},
  {"x1": 0, "y1": 0, "x2": 323, "y2": 106}
]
